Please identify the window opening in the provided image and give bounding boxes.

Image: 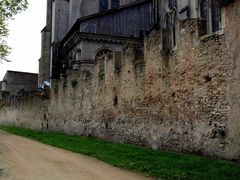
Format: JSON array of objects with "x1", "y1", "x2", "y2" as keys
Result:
[
  {"x1": 100, "y1": 0, "x2": 109, "y2": 11},
  {"x1": 111, "y1": 0, "x2": 119, "y2": 9},
  {"x1": 200, "y1": 0, "x2": 223, "y2": 34},
  {"x1": 95, "y1": 49, "x2": 113, "y2": 80}
]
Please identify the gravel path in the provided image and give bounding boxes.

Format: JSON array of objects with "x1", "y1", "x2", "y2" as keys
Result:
[{"x1": 0, "y1": 130, "x2": 152, "y2": 180}]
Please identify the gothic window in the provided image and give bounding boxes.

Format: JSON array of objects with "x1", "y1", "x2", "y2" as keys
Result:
[
  {"x1": 114, "y1": 51, "x2": 122, "y2": 74},
  {"x1": 99, "y1": 59, "x2": 105, "y2": 80},
  {"x1": 100, "y1": 0, "x2": 109, "y2": 12},
  {"x1": 111, "y1": 0, "x2": 119, "y2": 8},
  {"x1": 169, "y1": 0, "x2": 177, "y2": 47},
  {"x1": 211, "y1": 0, "x2": 221, "y2": 32},
  {"x1": 162, "y1": 0, "x2": 177, "y2": 51},
  {"x1": 200, "y1": 0, "x2": 208, "y2": 19},
  {"x1": 133, "y1": 47, "x2": 144, "y2": 71},
  {"x1": 95, "y1": 49, "x2": 113, "y2": 80},
  {"x1": 200, "y1": 0, "x2": 222, "y2": 34},
  {"x1": 172, "y1": 20, "x2": 177, "y2": 47}
]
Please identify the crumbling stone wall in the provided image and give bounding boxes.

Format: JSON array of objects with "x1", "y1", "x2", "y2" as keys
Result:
[
  {"x1": 0, "y1": 96, "x2": 46, "y2": 129},
  {"x1": 224, "y1": 0, "x2": 240, "y2": 160},
  {"x1": 0, "y1": 17, "x2": 238, "y2": 160}
]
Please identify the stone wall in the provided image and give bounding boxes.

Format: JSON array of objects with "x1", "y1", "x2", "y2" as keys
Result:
[
  {"x1": 0, "y1": 17, "x2": 238, "y2": 160},
  {"x1": 0, "y1": 96, "x2": 46, "y2": 129},
  {"x1": 225, "y1": 0, "x2": 240, "y2": 160}
]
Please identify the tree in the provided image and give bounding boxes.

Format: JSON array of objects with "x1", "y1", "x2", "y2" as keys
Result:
[{"x1": 0, "y1": 0, "x2": 28, "y2": 62}]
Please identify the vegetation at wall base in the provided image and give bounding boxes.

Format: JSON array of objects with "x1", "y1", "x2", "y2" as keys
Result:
[{"x1": 0, "y1": 126, "x2": 240, "y2": 180}]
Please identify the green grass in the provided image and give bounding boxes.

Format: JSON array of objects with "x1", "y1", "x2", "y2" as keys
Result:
[{"x1": 1, "y1": 126, "x2": 240, "y2": 180}]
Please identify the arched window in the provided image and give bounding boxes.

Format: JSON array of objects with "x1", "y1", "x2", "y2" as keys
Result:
[
  {"x1": 162, "y1": 0, "x2": 177, "y2": 51},
  {"x1": 95, "y1": 49, "x2": 113, "y2": 80}
]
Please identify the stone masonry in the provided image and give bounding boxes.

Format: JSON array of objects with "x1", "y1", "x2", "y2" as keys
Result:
[
  {"x1": 1, "y1": 12, "x2": 239, "y2": 160},
  {"x1": 0, "y1": 0, "x2": 240, "y2": 161}
]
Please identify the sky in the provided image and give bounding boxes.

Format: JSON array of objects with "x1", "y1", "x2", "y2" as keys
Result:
[{"x1": 0, "y1": 0, "x2": 47, "y2": 80}]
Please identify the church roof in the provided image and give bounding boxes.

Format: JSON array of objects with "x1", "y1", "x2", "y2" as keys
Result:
[{"x1": 61, "y1": 0, "x2": 152, "y2": 47}]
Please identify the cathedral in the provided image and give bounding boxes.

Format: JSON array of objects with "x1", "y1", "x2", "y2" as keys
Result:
[
  {"x1": 39, "y1": 0, "x2": 153, "y2": 84},
  {"x1": 39, "y1": 0, "x2": 225, "y2": 85}
]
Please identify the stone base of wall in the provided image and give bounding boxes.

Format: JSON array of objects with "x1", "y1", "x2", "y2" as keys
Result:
[{"x1": 1, "y1": 18, "x2": 239, "y2": 160}]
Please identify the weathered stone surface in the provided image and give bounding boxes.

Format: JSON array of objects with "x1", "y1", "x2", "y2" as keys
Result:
[
  {"x1": 225, "y1": 0, "x2": 240, "y2": 160},
  {"x1": 1, "y1": 2, "x2": 240, "y2": 160}
]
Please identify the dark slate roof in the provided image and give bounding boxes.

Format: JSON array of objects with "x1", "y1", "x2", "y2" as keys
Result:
[
  {"x1": 61, "y1": 0, "x2": 151, "y2": 47},
  {"x1": 77, "y1": 0, "x2": 150, "y2": 22}
]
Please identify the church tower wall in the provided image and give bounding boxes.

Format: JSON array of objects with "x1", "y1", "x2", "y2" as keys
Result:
[
  {"x1": 69, "y1": 0, "x2": 99, "y2": 28},
  {"x1": 51, "y1": 0, "x2": 70, "y2": 42},
  {"x1": 38, "y1": 0, "x2": 52, "y2": 85},
  {"x1": 69, "y1": 0, "x2": 81, "y2": 28},
  {"x1": 50, "y1": 0, "x2": 70, "y2": 79}
]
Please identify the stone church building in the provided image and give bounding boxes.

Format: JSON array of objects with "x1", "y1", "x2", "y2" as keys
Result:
[
  {"x1": 39, "y1": 0, "x2": 154, "y2": 84},
  {"x1": 39, "y1": 0, "x2": 231, "y2": 85},
  {"x1": 1, "y1": 0, "x2": 240, "y2": 161}
]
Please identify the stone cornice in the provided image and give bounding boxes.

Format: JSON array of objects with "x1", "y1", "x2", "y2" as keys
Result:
[{"x1": 60, "y1": 32, "x2": 141, "y2": 56}]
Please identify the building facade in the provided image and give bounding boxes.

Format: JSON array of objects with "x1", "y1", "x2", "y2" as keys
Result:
[
  {"x1": 0, "y1": 71, "x2": 38, "y2": 102},
  {"x1": 38, "y1": 0, "x2": 141, "y2": 84}
]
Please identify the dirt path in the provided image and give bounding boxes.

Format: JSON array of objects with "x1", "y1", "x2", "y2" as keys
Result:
[{"x1": 0, "y1": 130, "x2": 153, "y2": 180}]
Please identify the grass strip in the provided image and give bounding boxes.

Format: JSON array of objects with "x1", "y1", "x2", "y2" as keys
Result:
[{"x1": 0, "y1": 126, "x2": 240, "y2": 180}]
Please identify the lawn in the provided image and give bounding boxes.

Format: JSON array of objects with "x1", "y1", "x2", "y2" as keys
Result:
[{"x1": 0, "y1": 126, "x2": 240, "y2": 180}]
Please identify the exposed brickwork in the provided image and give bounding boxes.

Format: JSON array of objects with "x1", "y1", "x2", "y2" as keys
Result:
[{"x1": 0, "y1": 14, "x2": 239, "y2": 160}]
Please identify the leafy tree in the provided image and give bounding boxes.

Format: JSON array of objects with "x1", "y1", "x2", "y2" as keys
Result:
[{"x1": 0, "y1": 0, "x2": 28, "y2": 62}]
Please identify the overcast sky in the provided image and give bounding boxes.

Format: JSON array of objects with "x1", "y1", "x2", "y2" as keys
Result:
[{"x1": 0, "y1": 0, "x2": 47, "y2": 80}]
